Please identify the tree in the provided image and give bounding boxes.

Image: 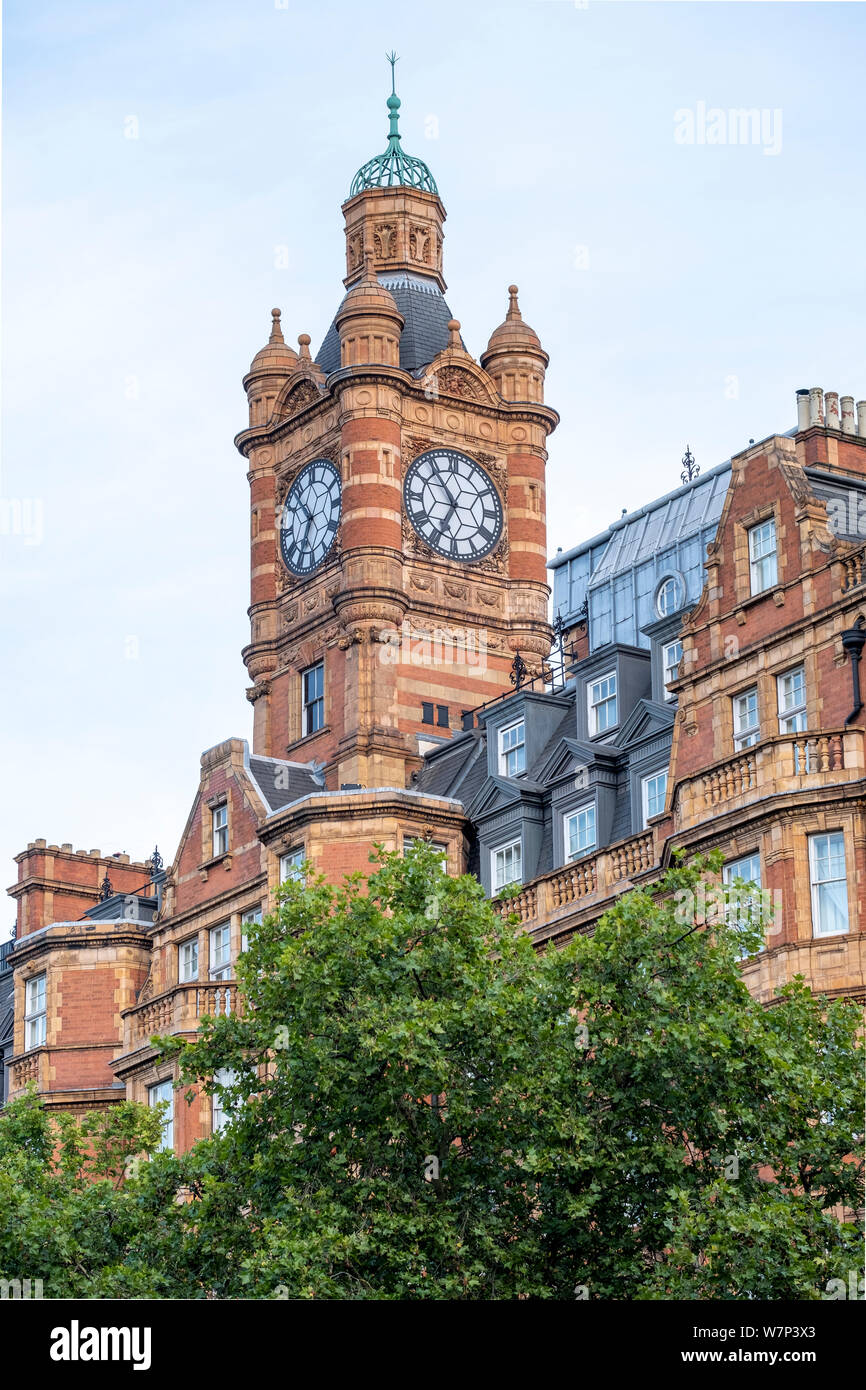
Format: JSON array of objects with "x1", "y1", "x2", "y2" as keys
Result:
[
  {"x1": 0, "y1": 1090, "x2": 179, "y2": 1298},
  {"x1": 159, "y1": 844, "x2": 863, "y2": 1300}
]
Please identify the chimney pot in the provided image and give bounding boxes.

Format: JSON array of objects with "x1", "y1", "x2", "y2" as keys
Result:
[
  {"x1": 841, "y1": 396, "x2": 856, "y2": 435},
  {"x1": 809, "y1": 387, "x2": 824, "y2": 427},
  {"x1": 796, "y1": 389, "x2": 810, "y2": 432}
]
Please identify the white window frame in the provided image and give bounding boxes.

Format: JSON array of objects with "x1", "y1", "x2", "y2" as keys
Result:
[
  {"x1": 209, "y1": 923, "x2": 232, "y2": 981},
  {"x1": 748, "y1": 518, "x2": 778, "y2": 595},
  {"x1": 777, "y1": 665, "x2": 807, "y2": 734},
  {"x1": 723, "y1": 852, "x2": 764, "y2": 955},
  {"x1": 809, "y1": 832, "x2": 849, "y2": 938},
  {"x1": 280, "y1": 848, "x2": 305, "y2": 883},
  {"x1": 492, "y1": 839, "x2": 522, "y2": 893},
  {"x1": 302, "y1": 661, "x2": 325, "y2": 737},
  {"x1": 148, "y1": 1078, "x2": 174, "y2": 1152},
  {"x1": 498, "y1": 720, "x2": 526, "y2": 777},
  {"x1": 24, "y1": 973, "x2": 46, "y2": 1051},
  {"x1": 656, "y1": 576, "x2": 680, "y2": 618},
  {"x1": 212, "y1": 803, "x2": 228, "y2": 858},
  {"x1": 588, "y1": 670, "x2": 617, "y2": 736},
  {"x1": 732, "y1": 686, "x2": 760, "y2": 751},
  {"x1": 211, "y1": 1066, "x2": 238, "y2": 1134},
  {"x1": 641, "y1": 770, "x2": 668, "y2": 826},
  {"x1": 403, "y1": 836, "x2": 448, "y2": 870},
  {"x1": 565, "y1": 805, "x2": 596, "y2": 861},
  {"x1": 240, "y1": 906, "x2": 262, "y2": 954},
  {"x1": 178, "y1": 937, "x2": 199, "y2": 983},
  {"x1": 662, "y1": 639, "x2": 682, "y2": 700}
]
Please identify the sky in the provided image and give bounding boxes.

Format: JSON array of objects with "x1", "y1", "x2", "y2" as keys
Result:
[{"x1": 1, "y1": 0, "x2": 865, "y2": 900}]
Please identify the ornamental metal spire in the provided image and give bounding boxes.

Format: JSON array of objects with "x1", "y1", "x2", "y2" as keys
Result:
[
  {"x1": 681, "y1": 445, "x2": 699, "y2": 484},
  {"x1": 349, "y1": 54, "x2": 438, "y2": 197}
]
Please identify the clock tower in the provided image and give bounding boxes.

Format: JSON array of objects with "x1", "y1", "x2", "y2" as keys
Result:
[{"x1": 235, "y1": 67, "x2": 558, "y2": 790}]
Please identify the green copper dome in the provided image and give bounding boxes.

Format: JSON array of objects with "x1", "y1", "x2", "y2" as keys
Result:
[{"x1": 349, "y1": 57, "x2": 438, "y2": 198}]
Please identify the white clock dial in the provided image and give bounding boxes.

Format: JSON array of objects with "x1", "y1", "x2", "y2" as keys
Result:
[
  {"x1": 404, "y1": 449, "x2": 503, "y2": 562},
  {"x1": 280, "y1": 460, "x2": 341, "y2": 576}
]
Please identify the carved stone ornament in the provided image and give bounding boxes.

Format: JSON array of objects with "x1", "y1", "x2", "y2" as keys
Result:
[
  {"x1": 409, "y1": 224, "x2": 433, "y2": 265},
  {"x1": 403, "y1": 435, "x2": 433, "y2": 468},
  {"x1": 283, "y1": 379, "x2": 321, "y2": 417},
  {"x1": 443, "y1": 582, "x2": 468, "y2": 600},
  {"x1": 436, "y1": 366, "x2": 478, "y2": 401},
  {"x1": 410, "y1": 572, "x2": 433, "y2": 591},
  {"x1": 246, "y1": 680, "x2": 271, "y2": 704},
  {"x1": 476, "y1": 587, "x2": 501, "y2": 608},
  {"x1": 374, "y1": 223, "x2": 398, "y2": 258}
]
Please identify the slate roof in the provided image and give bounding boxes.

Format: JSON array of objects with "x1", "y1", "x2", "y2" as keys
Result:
[
  {"x1": 316, "y1": 272, "x2": 458, "y2": 377},
  {"x1": 248, "y1": 756, "x2": 325, "y2": 815},
  {"x1": 412, "y1": 728, "x2": 486, "y2": 804}
]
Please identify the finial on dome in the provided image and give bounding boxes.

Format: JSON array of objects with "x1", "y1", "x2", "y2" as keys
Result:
[
  {"x1": 447, "y1": 319, "x2": 462, "y2": 349},
  {"x1": 298, "y1": 333, "x2": 312, "y2": 361},
  {"x1": 269, "y1": 307, "x2": 285, "y2": 343},
  {"x1": 506, "y1": 285, "x2": 522, "y2": 321}
]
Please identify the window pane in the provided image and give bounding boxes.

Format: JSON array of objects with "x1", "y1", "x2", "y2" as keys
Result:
[
  {"x1": 567, "y1": 806, "x2": 596, "y2": 858},
  {"x1": 493, "y1": 842, "x2": 521, "y2": 890},
  {"x1": 810, "y1": 833, "x2": 848, "y2": 936},
  {"x1": 280, "y1": 849, "x2": 305, "y2": 882}
]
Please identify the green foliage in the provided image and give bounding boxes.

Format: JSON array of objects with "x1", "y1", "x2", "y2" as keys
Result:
[{"x1": 2, "y1": 846, "x2": 862, "y2": 1299}]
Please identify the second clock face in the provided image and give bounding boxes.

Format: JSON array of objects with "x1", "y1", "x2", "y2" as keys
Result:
[
  {"x1": 280, "y1": 460, "x2": 341, "y2": 576},
  {"x1": 404, "y1": 449, "x2": 503, "y2": 562}
]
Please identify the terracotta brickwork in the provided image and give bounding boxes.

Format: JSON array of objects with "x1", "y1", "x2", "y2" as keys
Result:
[{"x1": 10, "y1": 843, "x2": 152, "y2": 938}]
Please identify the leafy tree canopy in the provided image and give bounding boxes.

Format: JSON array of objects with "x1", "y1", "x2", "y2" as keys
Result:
[{"x1": 1, "y1": 846, "x2": 861, "y2": 1299}]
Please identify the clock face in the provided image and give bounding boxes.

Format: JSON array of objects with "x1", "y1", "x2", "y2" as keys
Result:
[
  {"x1": 404, "y1": 449, "x2": 503, "y2": 562},
  {"x1": 279, "y1": 460, "x2": 342, "y2": 576}
]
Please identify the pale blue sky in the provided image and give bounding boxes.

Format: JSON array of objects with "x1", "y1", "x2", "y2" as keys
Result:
[{"x1": 2, "y1": 1, "x2": 864, "y2": 897}]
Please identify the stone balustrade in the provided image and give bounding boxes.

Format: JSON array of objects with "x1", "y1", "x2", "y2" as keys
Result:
[
  {"x1": 675, "y1": 728, "x2": 861, "y2": 826},
  {"x1": 494, "y1": 827, "x2": 656, "y2": 929},
  {"x1": 123, "y1": 981, "x2": 239, "y2": 1052}
]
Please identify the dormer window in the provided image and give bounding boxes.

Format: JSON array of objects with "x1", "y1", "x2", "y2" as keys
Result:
[
  {"x1": 588, "y1": 671, "x2": 617, "y2": 735},
  {"x1": 642, "y1": 770, "x2": 668, "y2": 826},
  {"x1": 492, "y1": 839, "x2": 522, "y2": 891},
  {"x1": 498, "y1": 720, "x2": 526, "y2": 777},
  {"x1": 748, "y1": 518, "x2": 778, "y2": 594},
  {"x1": 565, "y1": 805, "x2": 596, "y2": 860}
]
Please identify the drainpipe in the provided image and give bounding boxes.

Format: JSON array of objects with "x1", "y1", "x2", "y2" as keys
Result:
[{"x1": 841, "y1": 617, "x2": 866, "y2": 725}]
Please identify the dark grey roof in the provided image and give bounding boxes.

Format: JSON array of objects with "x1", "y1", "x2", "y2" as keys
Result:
[
  {"x1": 84, "y1": 893, "x2": 159, "y2": 923},
  {"x1": 248, "y1": 756, "x2": 323, "y2": 814},
  {"x1": 413, "y1": 728, "x2": 485, "y2": 803},
  {"x1": 316, "y1": 272, "x2": 457, "y2": 377}
]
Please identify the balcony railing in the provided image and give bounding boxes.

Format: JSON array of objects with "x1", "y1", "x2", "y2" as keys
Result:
[
  {"x1": 841, "y1": 546, "x2": 866, "y2": 591},
  {"x1": 494, "y1": 827, "x2": 657, "y2": 929},
  {"x1": 123, "y1": 981, "x2": 240, "y2": 1052},
  {"x1": 10, "y1": 1048, "x2": 44, "y2": 1092},
  {"x1": 676, "y1": 728, "x2": 862, "y2": 825}
]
